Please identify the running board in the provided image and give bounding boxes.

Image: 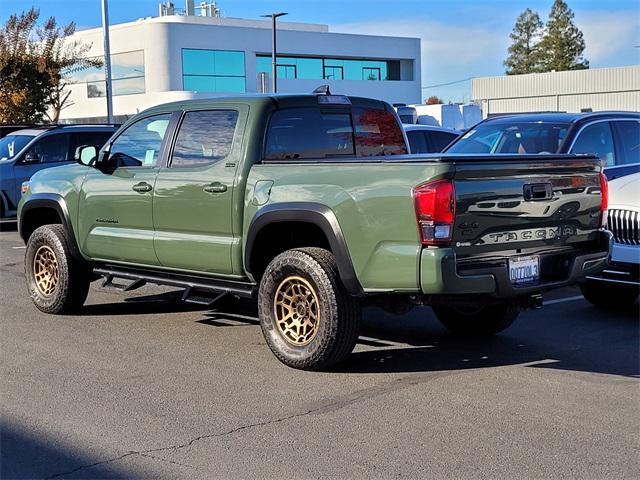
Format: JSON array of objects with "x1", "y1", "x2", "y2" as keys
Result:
[
  {"x1": 101, "y1": 275, "x2": 147, "y2": 292},
  {"x1": 93, "y1": 265, "x2": 256, "y2": 299}
]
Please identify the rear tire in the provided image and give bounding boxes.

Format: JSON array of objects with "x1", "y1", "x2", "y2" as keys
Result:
[
  {"x1": 433, "y1": 301, "x2": 519, "y2": 336},
  {"x1": 25, "y1": 224, "x2": 91, "y2": 314},
  {"x1": 580, "y1": 280, "x2": 638, "y2": 309},
  {"x1": 258, "y1": 247, "x2": 361, "y2": 370}
]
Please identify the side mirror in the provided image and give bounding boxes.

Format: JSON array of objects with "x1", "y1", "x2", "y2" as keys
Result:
[
  {"x1": 74, "y1": 145, "x2": 98, "y2": 166},
  {"x1": 23, "y1": 151, "x2": 40, "y2": 164}
]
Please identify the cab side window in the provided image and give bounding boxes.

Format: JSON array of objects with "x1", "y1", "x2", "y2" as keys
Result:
[
  {"x1": 107, "y1": 114, "x2": 171, "y2": 168},
  {"x1": 612, "y1": 120, "x2": 640, "y2": 166},
  {"x1": 27, "y1": 134, "x2": 71, "y2": 163},
  {"x1": 571, "y1": 121, "x2": 616, "y2": 166},
  {"x1": 171, "y1": 110, "x2": 238, "y2": 167}
]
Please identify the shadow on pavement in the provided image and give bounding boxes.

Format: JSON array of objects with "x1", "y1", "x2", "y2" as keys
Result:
[
  {"x1": 79, "y1": 290, "x2": 638, "y2": 378},
  {"x1": 79, "y1": 290, "x2": 207, "y2": 316},
  {"x1": 338, "y1": 302, "x2": 639, "y2": 378},
  {"x1": 1, "y1": 419, "x2": 135, "y2": 479}
]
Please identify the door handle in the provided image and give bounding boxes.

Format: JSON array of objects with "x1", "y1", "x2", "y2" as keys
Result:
[
  {"x1": 203, "y1": 182, "x2": 227, "y2": 194},
  {"x1": 132, "y1": 182, "x2": 152, "y2": 193}
]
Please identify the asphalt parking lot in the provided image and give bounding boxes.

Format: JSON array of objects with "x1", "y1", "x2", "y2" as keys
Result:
[{"x1": 1, "y1": 226, "x2": 638, "y2": 479}]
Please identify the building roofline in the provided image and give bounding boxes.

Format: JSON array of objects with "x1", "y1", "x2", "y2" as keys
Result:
[{"x1": 73, "y1": 15, "x2": 420, "y2": 43}]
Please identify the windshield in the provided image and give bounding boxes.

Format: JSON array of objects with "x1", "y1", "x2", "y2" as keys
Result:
[
  {"x1": 0, "y1": 134, "x2": 34, "y2": 161},
  {"x1": 446, "y1": 122, "x2": 570, "y2": 154}
]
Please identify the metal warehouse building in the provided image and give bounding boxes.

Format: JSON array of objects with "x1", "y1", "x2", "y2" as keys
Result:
[{"x1": 472, "y1": 65, "x2": 640, "y2": 118}]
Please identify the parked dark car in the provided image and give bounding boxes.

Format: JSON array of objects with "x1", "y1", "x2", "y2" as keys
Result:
[
  {"x1": 0, "y1": 125, "x2": 118, "y2": 219},
  {"x1": 444, "y1": 112, "x2": 640, "y2": 180},
  {"x1": 404, "y1": 124, "x2": 460, "y2": 153}
]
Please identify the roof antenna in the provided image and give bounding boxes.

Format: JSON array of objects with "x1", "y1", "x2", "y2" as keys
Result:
[{"x1": 312, "y1": 85, "x2": 331, "y2": 95}]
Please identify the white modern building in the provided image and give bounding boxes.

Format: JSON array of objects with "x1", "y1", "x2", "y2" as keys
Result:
[
  {"x1": 60, "y1": 4, "x2": 421, "y2": 122},
  {"x1": 472, "y1": 65, "x2": 640, "y2": 118}
]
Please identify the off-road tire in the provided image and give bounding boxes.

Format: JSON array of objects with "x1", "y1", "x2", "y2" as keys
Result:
[
  {"x1": 258, "y1": 247, "x2": 361, "y2": 370},
  {"x1": 433, "y1": 301, "x2": 519, "y2": 336},
  {"x1": 25, "y1": 224, "x2": 91, "y2": 314},
  {"x1": 580, "y1": 280, "x2": 638, "y2": 309}
]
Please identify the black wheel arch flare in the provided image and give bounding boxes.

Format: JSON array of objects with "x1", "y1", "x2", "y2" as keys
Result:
[
  {"x1": 19, "y1": 193, "x2": 83, "y2": 261},
  {"x1": 244, "y1": 202, "x2": 363, "y2": 296}
]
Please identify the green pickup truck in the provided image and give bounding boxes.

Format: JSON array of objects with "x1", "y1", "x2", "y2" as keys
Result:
[{"x1": 18, "y1": 92, "x2": 611, "y2": 370}]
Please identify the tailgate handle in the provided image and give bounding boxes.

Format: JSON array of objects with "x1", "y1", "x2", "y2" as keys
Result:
[{"x1": 523, "y1": 183, "x2": 553, "y2": 201}]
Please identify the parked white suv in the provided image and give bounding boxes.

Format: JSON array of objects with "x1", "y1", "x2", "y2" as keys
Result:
[{"x1": 581, "y1": 172, "x2": 639, "y2": 308}]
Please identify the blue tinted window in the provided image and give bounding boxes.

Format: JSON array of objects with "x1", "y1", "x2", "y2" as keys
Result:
[
  {"x1": 183, "y1": 76, "x2": 215, "y2": 92},
  {"x1": 214, "y1": 50, "x2": 245, "y2": 76},
  {"x1": 276, "y1": 65, "x2": 296, "y2": 79},
  {"x1": 296, "y1": 58, "x2": 322, "y2": 79},
  {"x1": 215, "y1": 76, "x2": 245, "y2": 93},
  {"x1": 182, "y1": 49, "x2": 246, "y2": 93},
  {"x1": 256, "y1": 55, "x2": 398, "y2": 81},
  {"x1": 256, "y1": 56, "x2": 271, "y2": 74},
  {"x1": 324, "y1": 66, "x2": 343, "y2": 80},
  {"x1": 183, "y1": 49, "x2": 215, "y2": 75}
]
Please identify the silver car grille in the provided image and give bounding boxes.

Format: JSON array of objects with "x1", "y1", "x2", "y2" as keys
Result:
[{"x1": 607, "y1": 209, "x2": 640, "y2": 245}]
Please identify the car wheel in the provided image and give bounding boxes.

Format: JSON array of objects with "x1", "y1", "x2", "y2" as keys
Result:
[
  {"x1": 258, "y1": 247, "x2": 361, "y2": 370},
  {"x1": 432, "y1": 301, "x2": 519, "y2": 336},
  {"x1": 580, "y1": 280, "x2": 638, "y2": 309},
  {"x1": 25, "y1": 224, "x2": 91, "y2": 314}
]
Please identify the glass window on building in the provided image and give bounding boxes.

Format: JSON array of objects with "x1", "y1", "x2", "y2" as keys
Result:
[
  {"x1": 71, "y1": 50, "x2": 145, "y2": 98},
  {"x1": 182, "y1": 49, "x2": 246, "y2": 93},
  {"x1": 323, "y1": 65, "x2": 344, "y2": 80},
  {"x1": 256, "y1": 55, "x2": 402, "y2": 81}
]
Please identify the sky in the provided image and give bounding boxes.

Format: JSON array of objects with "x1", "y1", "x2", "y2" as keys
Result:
[{"x1": 1, "y1": 0, "x2": 639, "y2": 102}]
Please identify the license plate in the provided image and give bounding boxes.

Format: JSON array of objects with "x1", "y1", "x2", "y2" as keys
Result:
[{"x1": 509, "y1": 256, "x2": 540, "y2": 284}]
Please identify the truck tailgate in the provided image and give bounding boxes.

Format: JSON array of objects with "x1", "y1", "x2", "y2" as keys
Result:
[{"x1": 450, "y1": 154, "x2": 604, "y2": 258}]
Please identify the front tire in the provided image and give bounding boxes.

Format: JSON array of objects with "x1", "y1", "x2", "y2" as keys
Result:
[
  {"x1": 258, "y1": 248, "x2": 361, "y2": 370},
  {"x1": 25, "y1": 224, "x2": 91, "y2": 314},
  {"x1": 580, "y1": 280, "x2": 638, "y2": 309},
  {"x1": 433, "y1": 301, "x2": 519, "y2": 336}
]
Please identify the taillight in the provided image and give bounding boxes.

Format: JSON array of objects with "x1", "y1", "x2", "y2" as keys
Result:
[
  {"x1": 413, "y1": 179, "x2": 456, "y2": 245},
  {"x1": 599, "y1": 172, "x2": 608, "y2": 227}
]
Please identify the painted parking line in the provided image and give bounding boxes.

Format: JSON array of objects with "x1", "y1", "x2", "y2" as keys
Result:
[
  {"x1": 358, "y1": 335, "x2": 417, "y2": 348},
  {"x1": 543, "y1": 295, "x2": 585, "y2": 306},
  {"x1": 11, "y1": 246, "x2": 26, "y2": 249}
]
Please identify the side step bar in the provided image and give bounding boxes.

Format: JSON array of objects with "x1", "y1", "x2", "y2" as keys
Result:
[{"x1": 93, "y1": 265, "x2": 256, "y2": 299}]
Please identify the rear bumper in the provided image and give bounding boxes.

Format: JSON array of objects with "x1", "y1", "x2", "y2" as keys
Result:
[
  {"x1": 585, "y1": 255, "x2": 640, "y2": 288},
  {"x1": 420, "y1": 230, "x2": 612, "y2": 298}
]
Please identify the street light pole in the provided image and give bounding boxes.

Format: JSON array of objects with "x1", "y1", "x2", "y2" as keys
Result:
[
  {"x1": 261, "y1": 12, "x2": 287, "y2": 93},
  {"x1": 101, "y1": 0, "x2": 114, "y2": 123}
]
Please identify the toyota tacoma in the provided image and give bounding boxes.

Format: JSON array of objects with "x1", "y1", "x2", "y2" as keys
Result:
[{"x1": 18, "y1": 91, "x2": 611, "y2": 370}]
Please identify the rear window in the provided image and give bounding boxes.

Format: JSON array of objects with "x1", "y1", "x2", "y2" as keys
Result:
[
  {"x1": 446, "y1": 122, "x2": 569, "y2": 154},
  {"x1": 264, "y1": 106, "x2": 406, "y2": 160},
  {"x1": 428, "y1": 131, "x2": 459, "y2": 152}
]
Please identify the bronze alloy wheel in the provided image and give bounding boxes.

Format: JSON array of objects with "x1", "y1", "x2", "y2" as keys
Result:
[
  {"x1": 33, "y1": 245, "x2": 59, "y2": 297},
  {"x1": 273, "y1": 275, "x2": 320, "y2": 346}
]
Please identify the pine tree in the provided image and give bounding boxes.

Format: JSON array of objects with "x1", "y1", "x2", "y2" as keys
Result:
[
  {"x1": 504, "y1": 8, "x2": 544, "y2": 75},
  {"x1": 538, "y1": 0, "x2": 589, "y2": 72}
]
